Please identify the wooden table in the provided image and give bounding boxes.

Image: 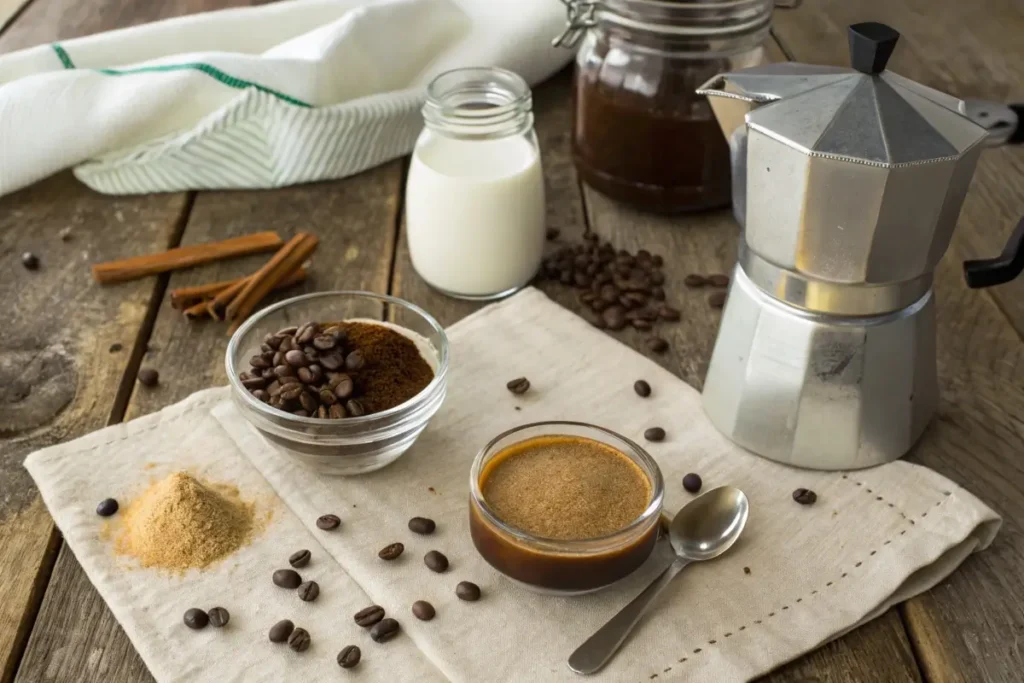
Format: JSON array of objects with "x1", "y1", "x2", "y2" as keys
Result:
[{"x1": 2, "y1": 0, "x2": 1023, "y2": 680}]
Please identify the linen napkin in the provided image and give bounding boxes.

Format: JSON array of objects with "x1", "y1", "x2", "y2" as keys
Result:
[
  {"x1": 26, "y1": 288, "x2": 1000, "y2": 682},
  {"x1": 0, "y1": 0, "x2": 571, "y2": 197}
]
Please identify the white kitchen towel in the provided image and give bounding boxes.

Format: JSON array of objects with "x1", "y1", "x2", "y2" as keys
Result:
[
  {"x1": 26, "y1": 287, "x2": 1000, "y2": 682},
  {"x1": 0, "y1": 0, "x2": 572, "y2": 197}
]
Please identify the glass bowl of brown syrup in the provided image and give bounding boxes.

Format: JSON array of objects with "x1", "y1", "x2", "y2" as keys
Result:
[{"x1": 469, "y1": 422, "x2": 664, "y2": 595}]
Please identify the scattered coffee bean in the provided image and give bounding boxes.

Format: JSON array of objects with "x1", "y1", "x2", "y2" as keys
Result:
[
  {"x1": 646, "y1": 337, "x2": 669, "y2": 354},
  {"x1": 183, "y1": 608, "x2": 209, "y2": 630},
  {"x1": 792, "y1": 488, "x2": 818, "y2": 505},
  {"x1": 684, "y1": 274, "x2": 707, "y2": 287},
  {"x1": 337, "y1": 645, "x2": 361, "y2": 669},
  {"x1": 682, "y1": 473, "x2": 703, "y2": 493},
  {"x1": 317, "y1": 514, "x2": 341, "y2": 530},
  {"x1": 297, "y1": 580, "x2": 320, "y2": 602},
  {"x1": 378, "y1": 542, "x2": 405, "y2": 561},
  {"x1": 658, "y1": 305, "x2": 681, "y2": 322},
  {"x1": 96, "y1": 498, "x2": 119, "y2": 517},
  {"x1": 708, "y1": 273, "x2": 730, "y2": 287},
  {"x1": 424, "y1": 550, "x2": 449, "y2": 573},
  {"x1": 408, "y1": 517, "x2": 436, "y2": 535},
  {"x1": 273, "y1": 569, "x2": 302, "y2": 589},
  {"x1": 354, "y1": 605, "x2": 386, "y2": 628},
  {"x1": 644, "y1": 427, "x2": 666, "y2": 442},
  {"x1": 546, "y1": 228, "x2": 560, "y2": 240},
  {"x1": 288, "y1": 627, "x2": 311, "y2": 652},
  {"x1": 20, "y1": 252, "x2": 39, "y2": 270},
  {"x1": 109, "y1": 343, "x2": 123, "y2": 353},
  {"x1": 506, "y1": 377, "x2": 530, "y2": 395},
  {"x1": 208, "y1": 607, "x2": 230, "y2": 628},
  {"x1": 743, "y1": 566, "x2": 752, "y2": 575},
  {"x1": 455, "y1": 581, "x2": 481, "y2": 602},
  {"x1": 289, "y1": 549, "x2": 311, "y2": 568},
  {"x1": 412, "y1": 600, "x2": 436, "y2": 621},
  {"x1": 59, "y1": 226, "x2": 73, "y2": 241},
  {"x1": 370, "y1": 618, "x2": 400, "y2": 643},
  {"x1": 708, "y1": 291, "x2": 727, "y2": 308},
  {"x1": 137, "y1": 368, "x2": 159, "y2": 387},
  {"x1": 269, "y1": 620, "x2": 294, "y2": 643}
]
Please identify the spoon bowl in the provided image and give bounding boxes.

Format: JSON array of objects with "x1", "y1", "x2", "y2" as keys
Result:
[{"x1": 670, "y1": 486, "x2": 749, "y2": 561}]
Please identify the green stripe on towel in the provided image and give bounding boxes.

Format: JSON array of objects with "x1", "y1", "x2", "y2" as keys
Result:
[
  {"x1": 51, "y1": 44, "x2": 75, "y2": 69},
  {"x1": 96, "y1": 62, "x2": 311, "y2": 108}
]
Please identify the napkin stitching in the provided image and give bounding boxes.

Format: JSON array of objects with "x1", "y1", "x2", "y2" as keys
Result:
[
  {"x1": 638, "y1": 494, "x2": 954, "y2": 681},
  {"x1": 840, "y1": 473, "x2": 942, "y2": 523}
]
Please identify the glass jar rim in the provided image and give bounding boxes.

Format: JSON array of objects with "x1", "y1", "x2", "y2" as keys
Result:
[
  {"x1": 469, "y1": 421, "x2": 665, "y2": 553},
  {"x1": 597, "y1": 0, "x2": 772, "y2": 36},
  {"x1": 225, "y1": 290, "x2": 450, "y2": 428},
  {"x1": 422, "y1": 67, "x2": 533, "y2": 139}
]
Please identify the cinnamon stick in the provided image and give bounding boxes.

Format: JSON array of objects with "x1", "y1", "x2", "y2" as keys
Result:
[
  {"x1": 226, "y1": 233, "x2": 319, "y2": 331},
  {"x1": 171, "y1": 267, "x2": 307, "y2": 309},
  {"x1": 208, "y1": 278, "x2": 248, "y2": 321},
  {"x1": 92, "y1": 232, "x2": 284, "y2": 284},
  {"x1": 183, "y1": 299, "x2": 213, "y2": 319}
]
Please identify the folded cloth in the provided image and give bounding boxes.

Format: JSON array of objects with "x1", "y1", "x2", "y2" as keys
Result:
[
  {"x1": 26, "y1": 288, "x2": 1000, "y2": 682},
  {"x1": 0, "y1": 0, "x2": 571, "y2": 197}
]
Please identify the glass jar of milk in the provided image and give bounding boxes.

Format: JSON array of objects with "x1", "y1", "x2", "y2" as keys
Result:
[{"x1": 407, "y1": 67, "x2": 546, "y2": 300}]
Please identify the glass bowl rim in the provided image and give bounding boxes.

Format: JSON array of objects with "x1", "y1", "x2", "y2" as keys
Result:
[
  {"x1": 225, "y1": 290, "x2": 449, "y2": 428},
  {"x1": 469, "y1": 421, "x2": 665, "y2": 552}
]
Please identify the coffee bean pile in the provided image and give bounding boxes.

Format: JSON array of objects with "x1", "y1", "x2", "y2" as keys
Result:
[{"x1": 238, "y1": 322, "x2": 369, "y2": 419}]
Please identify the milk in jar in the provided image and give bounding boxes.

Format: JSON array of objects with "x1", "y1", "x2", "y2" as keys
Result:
[{"x1": 406, "y1": 68, "x2": 546, "y2": 300}]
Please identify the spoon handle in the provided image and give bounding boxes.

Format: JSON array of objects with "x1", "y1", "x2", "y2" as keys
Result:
[{"x1": 567, "y1": 557, "x2": 690, "y2": 675}]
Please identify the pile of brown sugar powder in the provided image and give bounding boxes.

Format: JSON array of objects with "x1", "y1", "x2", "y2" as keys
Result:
[{"x1": 116, "y1": 471, "x2": 257, "y2": 571}]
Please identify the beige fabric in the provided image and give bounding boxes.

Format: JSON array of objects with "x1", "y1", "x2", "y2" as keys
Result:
[{"x1": 26, "y1": 287, "x2": 1000, "y2": 682}]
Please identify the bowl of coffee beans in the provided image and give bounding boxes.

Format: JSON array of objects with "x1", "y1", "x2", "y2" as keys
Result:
[{"x1": 226, "y1": 292, "x2": 449, "y2": 475}]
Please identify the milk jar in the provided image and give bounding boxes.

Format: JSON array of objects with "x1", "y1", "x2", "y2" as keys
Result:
[{"x1": 406, "y1": 68, "x2": 546, "y2": 300}]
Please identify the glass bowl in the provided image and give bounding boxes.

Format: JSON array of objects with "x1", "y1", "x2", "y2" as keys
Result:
[
  {"x1": 469, "y1": 422, "x2": 664, "y2": 595},
  {"x1": 226, "y1": 292, "x2": 448, "y2": 475}
]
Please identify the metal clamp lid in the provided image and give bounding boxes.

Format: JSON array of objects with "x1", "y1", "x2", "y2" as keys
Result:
[{"x1": 552, "y1": 0, "x2": 597, "y2": 48}]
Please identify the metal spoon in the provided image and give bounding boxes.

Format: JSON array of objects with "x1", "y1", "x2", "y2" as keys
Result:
[{"x1": 567, "y1": 486, "x2": 750, "y2": 675}]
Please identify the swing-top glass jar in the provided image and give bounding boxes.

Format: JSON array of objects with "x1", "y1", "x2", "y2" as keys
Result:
[{"x1": 556, "y1": 0, "x2": 772, "y2": 213}]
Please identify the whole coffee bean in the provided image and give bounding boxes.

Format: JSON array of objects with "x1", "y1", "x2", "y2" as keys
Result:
[
  {"x1": 424, "y1": 550, "x2": 449, "y2": 573},
  {"x1": 591, "y1": 298, "x2": 611, "y2": 313},
  {"x1": 658, "y1": 305, "x2": 681, "y2": 322},
  {"x1": 297, "y1": 367, "x2": 314, "y2": 384},
  {"x1": 633, "y1": 380, "x2": 651, "y2": 398},
  {"x1": 684, "y1": 274, "x2": 707, "y2": 287},
  {"x1": 646, "y1": 337, "x2": 669, "y2": 354},
  {"x1": 274, "y1": 364, "x2": 296, "y2": 379},
  {"x1": 369, "y1": 618, "x2": 400, "y2": 643},
  {"x1": 329, "y1": 404, "x2": 347, "y2": 419},
  {"x1": 208, "y1": 607, "x2": 230, "y2": 628},
  {"x1": 345, "y1": 350, "x2": 366, "y2": 371},
  {"x1": 289, "y1": 549, "x2": 311, "y2": 568},
  {"x1": 602, "y1": 305, "x2": 627, "y2": 330},
  {"x1": 280, "y1": 384, "x2": 303, "y2": 401},
  {"x1": 252, "y1": 389, "x2": 270, "y2": 402},
  {"x1": 630, "y1": 318, "x2": 652, "y2": 331},
  {"x1": 299, "y1": 392, "x2": 318, "y2": 414},
  {"x1": 345, "y1": 399, "x2": 366, "y2": 417},
  {"x1": 354, "y1": 605, "x2": 386, "y2": 627},
  {"x1": 250, "y1": 355, "x2": 271, "y2": 369},
  {"x1": 264, "y1": 333, "x2": 283, "y2": 350},
  {"x1": 317, "y1": 405, "x2": 328, "y2": 419},
  {"x1": 337, "y1": 645, "x2": 361, "y2": 669},
  {"x1": 137, "y1": 368, "x2": 159, "y2": 387},
  {"x1": 273, "y1": 569, "x2": 302, "y2": 589},
  {"x1": 183, "y1": 608, "x2": 209, "y2": 630},
  {"x1": 261, "y1": 367, "x2": 277, "y2": 380},
  {"x1": 652, "y1": 254, "x2": 664, "y2": 267},
  {"x1": 455, "y1": 581, "x2": 481, "y2": 602},
  {"x1": 317, "y1": 514, "x2": 341, "y2": 530},
  {"x1": 682, "y1": 473, "x2": 703, "y2": 493},
  {"x1": 582, "y1": 307, "x2": 606, "y2": 329},
  {"x1": 319, "y1": 351, "x2": 344, "y2": 371},
  {"x1": 312, "y1": 334, "x2": 336, "y2": 350},
  {"x1": 109, "y1": 343, "x2": 123, "y2": 352},
  {"x1": 651, "y1": 287, "x2": 666, "y2": 301},
  {"x1": 288, "y1": 627, "x2": 311, "y2": 652},
  {"x1": 506, "y1": 377, "x2": 530, "y2": 395},
  {"x1": 298, "y1": 580, "x2": 320, "y2": 602},
  {"x1": 241, "y1": 376, "x2": 266, "y2": 390},
  {"x1": 303, "y1": 346, "x2": 319, "y2": 363},
  {"x1": 708, "y1": 291, "x2": 728, "y2": 308},
  {"x1": 412, "y1": 600, "x2": 435, "y2": 621},
  {"x1": 378, "y1": 542, "x2": 405, "y2": 561},
  {"x1": 318, "y1": 388, "x2": 338, "y2": 405},
  {"x1": 269, "y1": 619, "x2": 294, "y2": 643},
  {"x1": 285, "y1": 349, "x2": 308, "y2": 367},
  {"x1": 644, "y1": 427, "x2": 666, "y2": 442},
  {"x1": 278, "y1": 336, "x2": 296, "y2": 353},
  {"x1": 21, "y1": 252, "x2": 39, "y2": 270},
  {"x1": 708, "y1": 273, "x2": 730, "y2": 287},
  {"x1": 650, "y1": 271, "x2": 665, "y2": 286},
  {"x1": 333, "y1": 374, "x2": 354, "y2": 399},
  {"x1": 267, "y1": 380, "x2": 284, "y2": 397},
  {"x1": 96, "y1": 498, "x2": 119, "y2": 517},
  {"x1": 599, "y1": 284, "x2": 619, "y2": 303},
  {"x1": 296, "y1": 322, "x2": 319, "y2": 344},
  {"x1": 793, "y1": 488, "x2": 818, "y2": 505},
  {"x1": 408, "y1": 517, "x2": 436, "y2": 535}
]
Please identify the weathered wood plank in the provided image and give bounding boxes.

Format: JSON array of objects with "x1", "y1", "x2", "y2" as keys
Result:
[
  {"x1": 773, "y1": 4, "x2": 1024, "y2": 682},
  {"x1": 15, "y1": 170, "x2": 403, "y2": 681}
]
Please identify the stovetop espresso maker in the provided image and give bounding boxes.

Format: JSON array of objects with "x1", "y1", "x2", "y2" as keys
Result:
[{"x1": 698, "y1": 22, "x2": 1024, "y2": 470}]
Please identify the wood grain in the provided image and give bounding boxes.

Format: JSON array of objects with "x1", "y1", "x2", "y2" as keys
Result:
[
  {"x1": 15, "y1": 168, "x2": 404, "y2": 682},
  {"x1": 773, "y1": 4, "x2": 1024, "y2": 682}
]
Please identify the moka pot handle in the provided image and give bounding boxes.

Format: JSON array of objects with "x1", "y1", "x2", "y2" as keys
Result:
[{"x1": 963, "y1": 216, "x2": 1024, "y2": 288}]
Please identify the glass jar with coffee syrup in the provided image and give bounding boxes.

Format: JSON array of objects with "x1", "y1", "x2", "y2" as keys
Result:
[{"x1": 556, "y1": 0, "x2": 771, "y2": 213}]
